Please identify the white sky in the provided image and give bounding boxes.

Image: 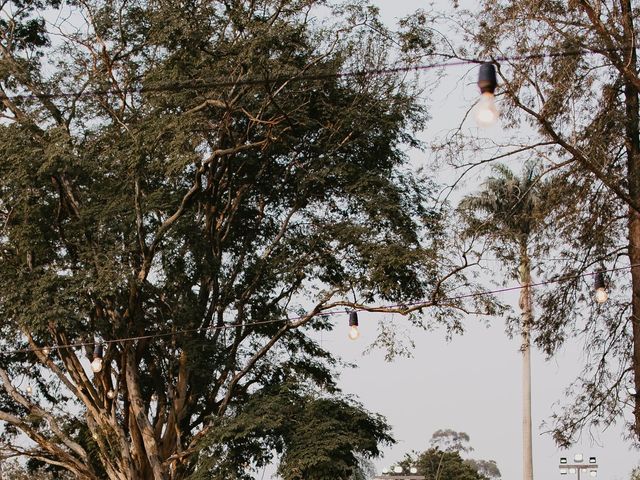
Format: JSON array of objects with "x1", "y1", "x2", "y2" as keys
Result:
[{"x1": 277, "y1": 1, "x2": 639, "y2": 480}]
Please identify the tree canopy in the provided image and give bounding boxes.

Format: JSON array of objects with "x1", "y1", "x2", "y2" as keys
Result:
[
  {"x1": 394, "y1": 429, "x2": 501, "y2": 480},
  {"x1": 431, "y1": 0, "x2": 640, "y2": 446},
  {"x1": 0, "y1": 0, "x2": 493, "y2": 479}
]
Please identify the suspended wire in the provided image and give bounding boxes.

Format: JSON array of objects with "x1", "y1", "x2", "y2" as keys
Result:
[
  {"x1": 0, "y1": 44, "x2": 635, "y2": 355},
  {"x1": 0, "y1": 46, "x2": 634, "y2": 103},
  {"x1": 4, "y1": 263, "x2": 636, "y2": 357}
]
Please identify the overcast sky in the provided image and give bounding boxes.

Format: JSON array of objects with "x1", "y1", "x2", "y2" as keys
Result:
[{"x1": 286, "y1": 2, "x2": 639, "y2": 480}]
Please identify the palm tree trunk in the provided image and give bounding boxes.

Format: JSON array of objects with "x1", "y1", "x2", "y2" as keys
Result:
[{"x1": 519, "y1": 248, "x2": 534, "y2": 480}]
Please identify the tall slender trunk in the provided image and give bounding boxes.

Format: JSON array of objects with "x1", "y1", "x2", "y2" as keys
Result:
[
  {"x1": 519, "y1": 245, "x2": 534, "y2": 480},
  {"x1": 620, "y1": 0, "x2": 640, "y2": 442}
]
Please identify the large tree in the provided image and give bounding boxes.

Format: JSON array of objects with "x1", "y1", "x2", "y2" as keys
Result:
[
  {"x1": 430, "y1": 0, "x2": 640, "y2": 446},
  {"x1": 0, "y1": 0, "x2": 489, "y2": 479}
]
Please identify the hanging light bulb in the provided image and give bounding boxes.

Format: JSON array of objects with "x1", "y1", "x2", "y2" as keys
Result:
[
  {"x1": 107, "y1": 389, "x2": 116, "y2": 399},
  {"x1": 474, "y1": 62, "x2": 499, "y2": 127},
  {"x1": 26, "y1": 385, "x2": 33, "y2": 395},
  {"x1": 91, "y1": 344, "x2": 104, "y2": 373},
  {"x1": 594, "y1": 272, "x2": 608, "y2": 304},
  {"x1": 348, "y1": 311, "x2": 360, "y2": 340},
  {"x1": 42, "y1": 346, "x2": 51, "y2": 356}
]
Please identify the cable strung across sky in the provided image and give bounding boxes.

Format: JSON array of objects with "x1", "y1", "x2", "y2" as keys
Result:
[
  {"x1": 0, "y1": 46, "x2": 635, "y2": 102},
  {"x1": 2, "y1": 263, "x2": 635, "y2": 357}
]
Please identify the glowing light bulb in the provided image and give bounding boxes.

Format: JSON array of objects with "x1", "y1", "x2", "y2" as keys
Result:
[
  {"x1": 107, "y1": 389, "x2": 116, "y2": 399},
  {"x1": 474, "y1": 92, "x2": 499, "y2": 127},
  {"x1": 595, "y1": 288, "x2": 608, "y2": 304},
  {"x1": 91, "y1": 343, "x2": 104, "y2": 373},
  {"x1": 410, "y1": 467, "x2": 418, "y2": 474},
  {"x1": 594, "y1": 272, "x2": 608, "y2": 303},
  {"x1": 348, "y1": 325, "x2": 360, "y2": 340},
  {"x1": 26, "y1": 385, "x2": 33, "y2": 395},
  {"x1": 91, "y1": 357, "x2": 103, "y2": 373},
  {"x1": 42, "y1": 347, "x2": 50, "y2": 356},
  {"x1": 348, "y1": 311, "x2": 360, "y2": 340}
]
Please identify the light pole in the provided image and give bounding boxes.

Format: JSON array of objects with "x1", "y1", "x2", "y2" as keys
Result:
[
  {"x1": 559, "y1": 454, "x2": 599, "y2": 480},
  {"x1": 374, "y1": 466, "x2": 425, "y2": 480}
]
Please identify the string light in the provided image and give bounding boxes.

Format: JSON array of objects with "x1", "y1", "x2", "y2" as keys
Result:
[
  {"x1": 91, "y1": 344, "x2": 104, "y2": 373},
  {"x1": 475, "y1": 62, "x2": 499, "y2": 127},
  {"x1": 107, "y1": 389, "x2": 116, "y2": 399},
  {"x1": 2, "y1": 264, "x2": 636, "y2": 358},
  {"x1": 348, "y1": 311, "x2": 360, "y2": 340},
  {"x1": 25, "y1": 385, "x2": 33, "y2": 395},
  {"x1": 594, "y1": 272, "x2": 608, "y2": 304},
  {"x1": 0, "y1": 47, "x2": 630, "y2": 103}
]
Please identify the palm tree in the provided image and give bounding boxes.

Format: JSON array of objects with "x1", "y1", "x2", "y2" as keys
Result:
[{"x1": 458, "y1": 161, "x2": 551, "y2": 480}]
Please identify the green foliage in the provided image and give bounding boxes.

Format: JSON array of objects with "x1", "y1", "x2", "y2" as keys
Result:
[
  {"x1": 190, "y1": 383, "x2": 392, "y2": 480},
  {"x1": 458, "y1": 161, "x2": 552, "y2": 273},
  {"x1": 0, "y1": 0, "x2": 468, "y2": 478},
  {"x1": 448, "y1": 0, "x2": 640, "y2": 444},
  {"x1": 429, "y1": 428, "x2": 473, "y2": 453},
  {"x1": 394, "y1": 429, "x2": 500, "y2": 480},
  {"x1": 399, "y1": 449, "x2": 489, "y2": 480}
]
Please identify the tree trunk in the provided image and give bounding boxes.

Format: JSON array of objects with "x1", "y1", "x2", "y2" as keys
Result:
[
  {"x1": 621, "y1": 0, "x2": 640, "y2": 442},
  {"x1": 519, "y1": 246, "x2": 534, "y2": 480}
]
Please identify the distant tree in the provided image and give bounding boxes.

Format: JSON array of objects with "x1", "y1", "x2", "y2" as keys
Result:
[
  {"x1": 398, "y1": 449, "x2": 490, "y2": 480},
  {"x1": 395, "y1": 429, "x2": 501, "y2": 480},
  {"x1": 429, "y1": 429, "x2": 473, "y2": 453},
  {"x1": 463, "y1": 459, "x2": 501, "y2": 480}
]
